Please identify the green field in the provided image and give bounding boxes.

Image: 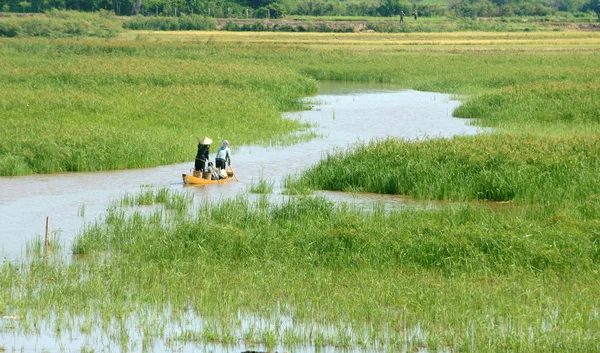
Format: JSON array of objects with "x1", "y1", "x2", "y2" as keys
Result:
[
  {"x1": 2, "y1": 31, "x2": 600, "y2": 175},
  {"x1": 1, "y1": 31, "x2": 600, "y2": 351}
]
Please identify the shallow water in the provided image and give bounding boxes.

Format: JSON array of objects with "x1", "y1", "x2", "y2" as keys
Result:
[{"x1": 0, "y1": 83, "x2": 482, "y2": 262}]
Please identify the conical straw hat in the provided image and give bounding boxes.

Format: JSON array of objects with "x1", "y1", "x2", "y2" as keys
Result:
[{"x1": 199, "y1": 136, "x2": 213, "y2": 145}]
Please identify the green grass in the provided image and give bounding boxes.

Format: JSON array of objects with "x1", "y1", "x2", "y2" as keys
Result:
[
  {"x1": 74, "y1": 193, "x2": 600, "y2": 274},
  {"x1": 2, "y1": 31, "x2": 600, "y2": 176},
  {"x1": 0, "y1": 38, "x2": 318, "y2": 175},
  {"x1": 0, "y1": 10, "x2": 122, "y2": 38},
  {"x1": 289, "y1": 133, "x2": 600, "y2": 203},
  {"x1": 287, "y1": 14, "x2": 599, "y2": 32},
  {"x1": 2, "y1": 31, "x2": 600, "y2": 351},
  {"x1": 1, "y1": 189, "x2": 598, "y2": 351},
  {"x1": 249, "y1": 172, "x2": 274, "y2": 194}
]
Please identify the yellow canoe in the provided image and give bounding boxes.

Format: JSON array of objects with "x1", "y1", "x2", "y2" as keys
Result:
[{"x1": 182, "y1": 170, "x2": 235, "y2": 185}]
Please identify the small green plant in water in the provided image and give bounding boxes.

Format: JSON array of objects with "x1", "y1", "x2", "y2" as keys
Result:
[{"x1": 249, "y1": 172, "x2": 274, "y2": 194}]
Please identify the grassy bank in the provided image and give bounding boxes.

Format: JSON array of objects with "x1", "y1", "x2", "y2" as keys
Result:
[
  {"x1": 290, "y1": 133, "x2": 600, "y2": 202},
  {"x1": 0, "y1": 35, "x2": 318, "y2": 175},
  {"x1": 289, "y1": 75, "x2": 600, "y2": 204},
  {"x1": 2, "y1": 31, "x2": 600, "y2": 176}
]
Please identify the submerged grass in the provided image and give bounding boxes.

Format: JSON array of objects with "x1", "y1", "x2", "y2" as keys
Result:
[{"x1": 249, "y1": 172, "x2": 274, "y2": 194}]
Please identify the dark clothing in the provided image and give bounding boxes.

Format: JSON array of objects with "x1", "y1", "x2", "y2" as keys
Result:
[
  {"x1": 215, "y1": 159, "x2": 227, "y2": 170},
  {"x1": 195, "y1": 159, "x2": 206, "y2": 172},
  {"x1": 195, "y1": 144, "x2": 210, "y2": 171}
]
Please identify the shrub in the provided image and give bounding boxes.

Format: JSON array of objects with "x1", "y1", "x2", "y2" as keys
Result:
[
  {"x1": 122, "y1": 15, "x2": 148, "y2": 30},
  {"x1": 123, "y1": 15, "x2": 216, "y2": 31},
  {"x1": 0, "y1": 10, "x2": 121, "y2": 38},
  {"x1": 0, "y1": 18, "x2": 19, "y2": 37},
  {"x1": 123, "y1": 16, "x2": 179, "y2": 31},
  {"x1": 273, "y1": 23, "x2": 295, "y2": 32},
  {"x1": 249, "y1": 21, "x2": 271, "y2": 31},
  {"x1": 178, "y1": 15, "x2": 217, "y2": 30},
  {"x1": 223, "y1": 20, "x2": 240, "y2": 31},
  {"x1": 317, "y1": 23, "x2": 333, "y2": 32}
]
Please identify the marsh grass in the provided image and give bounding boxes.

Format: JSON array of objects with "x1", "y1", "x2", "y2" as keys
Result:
[
  {"x1": 1, "y1": 188, "x2": 597, "y2": 351},
  {"x1": 0, "y1": 37, "x2": 318, "y2": 176},
  {"x1": 454, "y1": 81, "x2": 600, "y2": 129},
  {"x1": 290, "y1": 133, "x2": 600, "y2": 203},
  {"x1": 77, "y1": 204, "x2": 86, "y2": 217},
  {"x1": 121, "y1": 185, "x2": 170, "y2": 206},
  {"x1": 2, "y1": 31, "x2": 600, "y2": 352},
  {"x1": 2, "y1": 31, "x2": 600, "y2": 176},
  {"x1": 282, "y1": 174, "x2": 313, "y2": 195},
  {"x1": 249, "y1": 172, "x2": 274, "y2": 194}
]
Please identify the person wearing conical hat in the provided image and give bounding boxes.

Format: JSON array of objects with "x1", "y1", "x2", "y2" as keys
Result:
[
  {"x1": 194, "y1": 136, "x2": 212, "y2": 176},
  {"x1": 215, "y1": 140, "x2": 231, "y2": 171}
]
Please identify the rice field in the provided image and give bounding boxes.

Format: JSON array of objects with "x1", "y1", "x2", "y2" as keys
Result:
[{"x1": 1, "y1": 30, "x2": 600, "y2": 352}]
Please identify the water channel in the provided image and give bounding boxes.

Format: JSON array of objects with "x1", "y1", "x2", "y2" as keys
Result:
[{"x1": 0, "y1": 82, "x2": 482, "y2": 352}]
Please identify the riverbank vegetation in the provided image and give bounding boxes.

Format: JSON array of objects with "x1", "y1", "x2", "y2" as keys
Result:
[
  {"x1": 1, "y1": 188, "x2": 598, "y2": 351},
  {"x1": 1, "y1": 31, "x2": 599, "y2": 351}
]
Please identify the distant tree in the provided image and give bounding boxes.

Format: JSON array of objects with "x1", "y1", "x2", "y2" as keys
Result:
[
  {"x1": 551, "y1": 0, "x2": 587, "y2": 12},
  {"x1": 585, "y1": 0, "x2": 600, "y2": 12},
  {"x1": 132, "y1": 0, "x2": 141, "y2": 14},
  {"x1": 245, "y1": 0, "x2": 276, "y2": 9},
  {"x1": 450, "y1": 0, "x2": 497, "y2": 17},
  {"x1": 378, "y1": 0, "x2": 410, "y2": 16}
]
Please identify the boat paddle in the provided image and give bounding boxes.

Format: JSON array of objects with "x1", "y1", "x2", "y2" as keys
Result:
[{"x1": 230, "y1": 164, "x2": 239, "y2": 182}]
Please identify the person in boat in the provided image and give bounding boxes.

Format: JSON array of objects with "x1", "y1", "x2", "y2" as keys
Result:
[
  {"x1": 194, "y1": 136, "x2": 212, "y2": 177},
  {"x1": 215, "y1": 140, "x2": 231, "y2": 171}
]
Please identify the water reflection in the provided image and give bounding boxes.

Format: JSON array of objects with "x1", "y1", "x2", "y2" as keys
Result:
[{"x1": 0, "y1": 82, "x2": 482, "y2": 261}]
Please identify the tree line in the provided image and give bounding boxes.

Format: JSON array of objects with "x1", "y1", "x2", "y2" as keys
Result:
[{"x1": 1, "y1": 0, "x2": 599, "y2": 19}]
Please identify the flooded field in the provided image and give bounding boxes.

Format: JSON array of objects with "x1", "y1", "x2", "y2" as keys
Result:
[{"x1": 0, "y1": 83, "x2": 481, "y2": 262}]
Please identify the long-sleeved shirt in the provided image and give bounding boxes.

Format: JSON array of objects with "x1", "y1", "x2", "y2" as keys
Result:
[{"x1": 215, "y1": 146, "x2": 231, "y2": 163}]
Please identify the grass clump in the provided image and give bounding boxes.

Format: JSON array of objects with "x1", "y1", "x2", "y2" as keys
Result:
[
  {"x1": 249, "y1": 172, "x2": 274, "y2": 194},
  {"x1": 0, "y1": 10, "x2": 121, "y2": 38},
  {"x1": 291, "y1": 134, "x2": 600, "y2": 203},
  {"x1": 454, "y1": 81, "x2": 600, "y2": 129}
]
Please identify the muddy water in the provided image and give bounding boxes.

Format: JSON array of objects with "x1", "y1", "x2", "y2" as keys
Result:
[{"x1": 0, "y1": 82, "x2": 481, "y2": 261}]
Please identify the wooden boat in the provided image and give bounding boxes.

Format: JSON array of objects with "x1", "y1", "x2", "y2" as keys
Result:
[{"x1": 182, "y1": 169, "x2": 235, "y2": 185}]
